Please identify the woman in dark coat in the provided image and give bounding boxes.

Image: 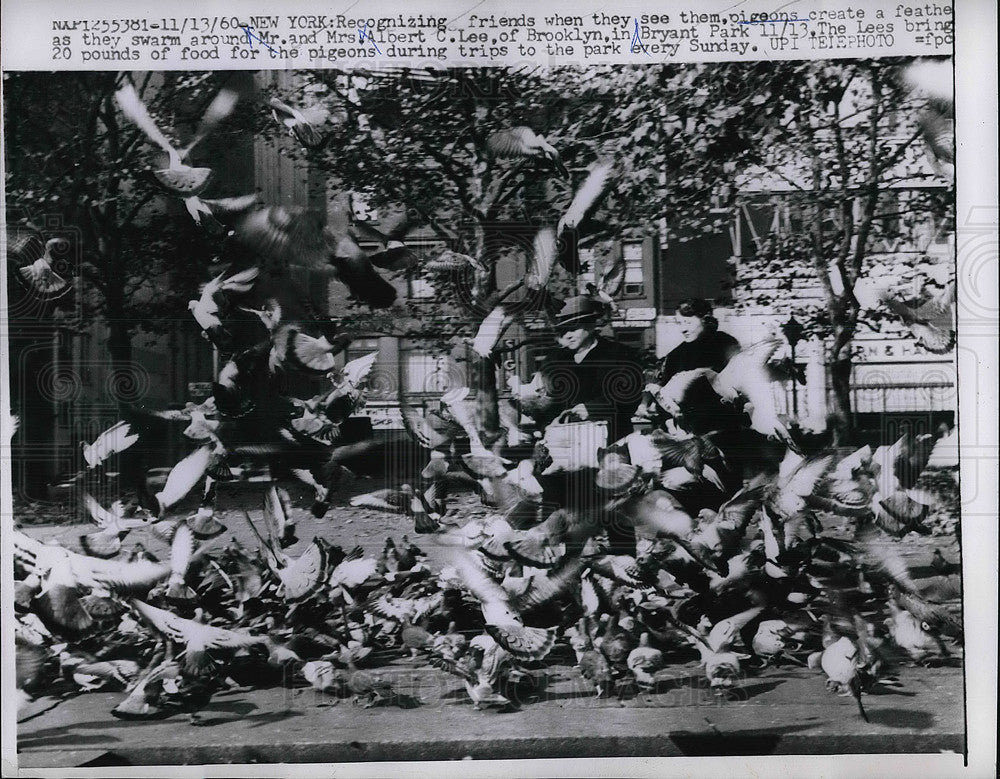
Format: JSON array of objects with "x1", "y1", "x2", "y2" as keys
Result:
[
  {"x1": 656, "y1": 298, "x2": 741, "y2": 384},
  {"x1": 654, "y1": 299, "x2": 782, "y2": 486}
]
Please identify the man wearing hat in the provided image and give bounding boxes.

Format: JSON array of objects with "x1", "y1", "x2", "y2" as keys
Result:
[{"x1": 537, "y1": 295, "x2": 646, "y2": 444}]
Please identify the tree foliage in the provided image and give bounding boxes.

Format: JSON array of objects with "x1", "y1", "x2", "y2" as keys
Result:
[
  {"x1": 261, "y1": 60, "x2": 950, "y2": 440},
  {"x1": 4, "y1": 71, "x2": 244, "y2": 365}
]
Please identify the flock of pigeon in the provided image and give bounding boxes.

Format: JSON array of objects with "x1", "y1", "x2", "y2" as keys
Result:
[
  {"x1": 11, "y1": 76, "x2": 961, "y2": 728},
  {"x1": 12, "y1": 390, "x2": 962, "y2": 723}
]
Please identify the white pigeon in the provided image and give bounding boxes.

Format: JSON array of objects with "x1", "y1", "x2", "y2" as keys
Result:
[
  {"x1": 153, "y1": 445, "x2": 214, "y2": 517},
  {"x1": 18, "y1": 238, "x2": 71, "y2": 296},
  {"x1": 188, "y1": 266, "x2": 260, "y2": 342},
  {"x1": 116, "y1": 84, "x2": 238, "y2": 195},
  {"x1": 451, "y1": 551, "x2": 557, "y2": 661},
  {"x1": 82, "y1": 421, "x2": 140, "y2": 469},
  {"x1": 80, "y1": 493, "x2": 149, "y2": 558}
]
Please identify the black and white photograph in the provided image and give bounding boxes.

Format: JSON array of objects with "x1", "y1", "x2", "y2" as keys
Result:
[{"x1": 0, "y1": 26, "x2": 995, "y2": 776}]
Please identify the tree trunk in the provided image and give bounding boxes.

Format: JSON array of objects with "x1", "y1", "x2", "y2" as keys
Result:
[
  {"x1": 827, "y1": 320, "x2": 856, "y2": 446},
  {"x1": 470, "y1": 221, "x2": 502, "y2": 444},
  {"x1": 470, "y1": 354, "x2": 502, "y2": 445},
  {"x1": 103, "y1": 290, "x2": 143, "y2": 497}
]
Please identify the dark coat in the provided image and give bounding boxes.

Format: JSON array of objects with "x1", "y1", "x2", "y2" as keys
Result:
[
  {"x1": 656, "y1": 329, "x2": 741, "y2": 384},
  {"x1": 539, "y1": 336, "x2": 646, "y2": 443}
]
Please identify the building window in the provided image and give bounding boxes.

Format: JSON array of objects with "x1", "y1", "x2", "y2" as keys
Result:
[
  {"x1": 345, "y1": 338, "x2": 379, "y2": 364},
  {"x1": 614, "y1": 330, "x2": 645, "y2": 347},
  {"x1": 622, "y1": 241, "x2": 644, "y2": 296},
  {"x1": 402, "y1": 352, "x2": 455, "y2": 394}
]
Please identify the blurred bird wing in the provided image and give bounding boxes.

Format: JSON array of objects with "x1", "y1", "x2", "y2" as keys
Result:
[
  {"x1": 129, "y1": 599, "x2": 193, "y2": 643},
  {"x1": 80, "y1": 556, "x2": 171, "y2": 592},
  {"x1": 263, "y1": 485, "x2": 290, "y2": 541},
  {"x1": 298, "y1": 104, "x2": 331, "y2": 125},
  {"x1": 928, "y1": 278, "x2": 956, "y2": 313},
  {"x1": 91, "y1": 421, "x2": 140, "y2": 460},
  {"x1": 133, "y1": 599, "x2": 266, "y2": 649},
  {"x1": 598, "y1": 250, "x2": 626, "y2": 297},
  {"x1": 279, "y1": 540, "x2": 330, "y2": 601},
  {"x1": 328, "y1": 557, "x2": 378, "y2": 588},
  {"x1": 706, "y1": 606, "x2": 764, "y2": 652},
  {"x1": 715, "y1": 481, "x2": 767, "y2": 531},
  {"x1": 201, "y1": 194, "x2": 260, "y2": 216},
  {"x1": 426, "y1": 249, "x2": 484, "y2": 272},
  {"x1": 179, "y1": 88, "x2": 239, "y2": 158},
  {"x1": 170, "y1": 522, "x2": 195, "y2": 580},
  {"x1": 760, "y1": 508, "x2": 787, "y2": 578},
  {"x1": 269, "y1": 97, "x2": 303, "y2": 120},
  {"x1": 715, "y1": 338, "x2": 782, "y2": 401},
  {"x1": 629, "y1": 490, "x2": 695, "y2": 538},
  {"x1": 82, "y1": 492, "x2": 119, "y2": 529},
  {"x1": 775, "y1": 455, "x2": 833, "y2": 513},
  {"x1": 472, "y1": 305, "x2": 516, "y2": 358},
  {"x1": 292, "y1": 331, "x2": 347, "y2": 372},
  {"x1": 854, "y1": 528, "x2": 921, "y2": 595},
  {"x1": 115, "y1": 84, "x2": 177, "y2": 156},
  {"x1": 558, "y1": 161, "x2": 613, "y2": 233},
  {"x1": 148, "y1": 407, "x2": 194, "y2": 422},
  {"x1": 340, "y1": 351, "x2": 379, "y2": 388},
  {"x1": 486, "y1": 127, "x2": 535, "y2": 157},
  {"x1": 452, "y1": 551, "x2": 517, "y2": 617},
  {"x1": 233, "y1": 206, "x2": 328, "y2": 267},
  {"x1": 514, "y1": 555, "x2": 585, "y2": 612},
  {"x1": 872, "y1": 436, "x2": 907, "y2": 492},
  {"x1": 15, "y1": 636, "x2": 49, "y2": 690},
  {"x1": 400, "y1": 405, "x2": 457, "y2": 450},
  {"x1": 832, "y1": 445, "x2": 874, "y2": 481},
  {"x1": 218, "y1": 266, "x2": 260, "y2": 294},
  {"x1": 370, "y1": 594, "x2": 412, "y2": 622},
  {"x1": 525, "y1": 227, "x2": 557, "y2": 290},
  {"x1": 903, "y1": 59, "x2": 954, "y2": 101},
  {"x1": 428, "y1": 650, "x2": 478, "y2": 683},
  {"x1": 156, "y1": 446, "x2": 213, "y2": 512},
  {"x1": 658, "y1": 369, "x2": 715, "y2": 409}
]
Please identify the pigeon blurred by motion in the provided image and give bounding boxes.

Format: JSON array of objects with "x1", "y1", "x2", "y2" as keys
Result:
[
  {"x1": 79, "y1": 493, "x2": 150, "y2": 558},
  {"x1": 487, "y1": 127, "x2": 568, "y2": 178},
  {"x1": 269, "y1": 96, "x2": 331, "y2": 149},
  {"x1": 82, "y1": 421, "x2": 140, "y2": 469},
  {"x1": 17, "y1": 238, "x2": 72, "y2": 297},
  {"x1": 451, "y1": 551, "x2": 557, "y2": 662},
  {"x1": 116, "y1": 83, "x2": 238, "y2": 196},
  {"x1": 878, "y1": 280, "x2": 956, "y2": 354},
  {"x1": 188, "y1": 265, "x2": 260, "y2": 347},
  {"x1": 242, "y1": 507, "x2": 328, "y2": 603}
]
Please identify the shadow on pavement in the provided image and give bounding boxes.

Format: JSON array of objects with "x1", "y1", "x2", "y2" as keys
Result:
[
  {"x1": 867, "y1": 708, "x2": 936, "y2": 729},
  {"x1": 670, "y1": 722, "x2": 822, "y2": 756}
]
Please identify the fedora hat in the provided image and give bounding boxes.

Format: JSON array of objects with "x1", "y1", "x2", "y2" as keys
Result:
[{"x1": 552, "y1": 295, "x2": 607, "y2": 330}]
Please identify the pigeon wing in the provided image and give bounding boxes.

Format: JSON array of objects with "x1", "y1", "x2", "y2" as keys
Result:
[
  {"x1": 279, "y1": 540, "x2": 330, "y2": 601},
  {"x1": 179, "y1": 89, "x2": 239, "y2": 159},
  {"x1": 115, "y1": 84, "x2": 177, "y2": 156},
  {"x1": 558, "y1": 162, "x2": 613, "y2": 233},
  {"x1": 487, "y1": 127, "x2": 534, "y2": 157},
  {"x1": 155, "y1": 446, "x2": 213, "y2": 514}
]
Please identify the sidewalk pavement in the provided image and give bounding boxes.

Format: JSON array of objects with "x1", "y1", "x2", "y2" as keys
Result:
[{"x1": 17, "y1": 658, "x2": 964, "y2": 768}]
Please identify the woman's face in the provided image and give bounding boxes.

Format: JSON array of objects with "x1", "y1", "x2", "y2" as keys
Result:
[
  {"x1": 556, "y1": 327, "x2": 594, "y2": 352},
  {"x1": 676, "y1": 314, "x2": 706, "y2": 342}
]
